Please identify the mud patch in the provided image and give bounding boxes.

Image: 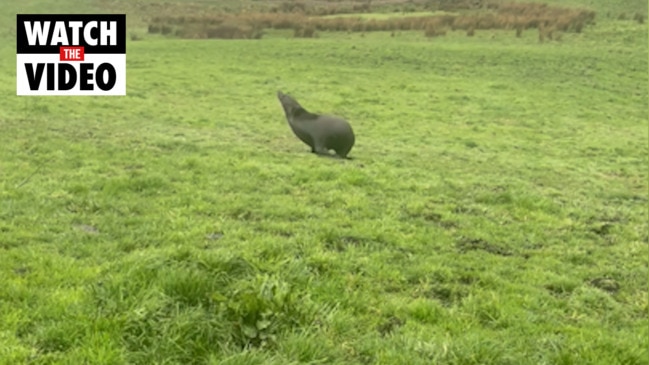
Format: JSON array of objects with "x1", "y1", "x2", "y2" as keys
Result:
[
  {"x1": 377, "y1": 315, "x2": 405, "y2": 337},
  {"x1": 589, "y1": 277, "x2": 620, "y2": 293},
  {"x1": 456, "y1": 237, "x2": 512, "y2": 256}
]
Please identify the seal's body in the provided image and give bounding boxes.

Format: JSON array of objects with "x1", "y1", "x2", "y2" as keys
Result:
[{"x1": 277, "y1": 91, "x2": 355, "y2": 159}]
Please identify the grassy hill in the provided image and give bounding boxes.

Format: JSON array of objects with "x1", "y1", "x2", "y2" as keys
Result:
[{"x1": 0, "y1": 0, "x2": 647, "y2": 364}]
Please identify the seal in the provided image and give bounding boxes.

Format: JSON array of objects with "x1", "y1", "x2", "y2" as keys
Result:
[{"x1": 277, "y1": 91, "x2": 355, "y2": 159}]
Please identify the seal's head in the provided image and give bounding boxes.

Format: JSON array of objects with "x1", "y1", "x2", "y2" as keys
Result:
[{"x1": 277, "y1": 90, "x2": 304, "y2": 121}]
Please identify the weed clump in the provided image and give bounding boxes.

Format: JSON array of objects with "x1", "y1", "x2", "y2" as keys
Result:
[
  {"x1": 424, "y1": 24, "x2": 447, "y2": 38},
  {"x1": 293, "y1": 24, "x2": 318, "y2": 38},
  {"x1": 633, "y1": 13, "x2": 645, "y2": 24},
  {"x1": 88, "y1": 252, "x2": 327, "y2": 360}
]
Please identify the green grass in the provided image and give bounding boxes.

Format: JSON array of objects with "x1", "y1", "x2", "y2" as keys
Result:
[{"x1": 1, "y1": 0, "x2": 647, "y2": 364}]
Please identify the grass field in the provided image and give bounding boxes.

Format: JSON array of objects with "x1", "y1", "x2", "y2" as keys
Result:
[{"x1": 0, "y1": 0, "x2": 647, "y2": 364}]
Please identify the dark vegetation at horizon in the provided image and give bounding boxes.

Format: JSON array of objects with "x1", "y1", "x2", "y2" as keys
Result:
[{"x1": 142, "y1": 0, "x2": 636, "y2": 40}]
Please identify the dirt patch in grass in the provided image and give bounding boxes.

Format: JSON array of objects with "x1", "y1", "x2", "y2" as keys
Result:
[{"x1": 456, "y1": 237, "x2": 513, "y2": 256}]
